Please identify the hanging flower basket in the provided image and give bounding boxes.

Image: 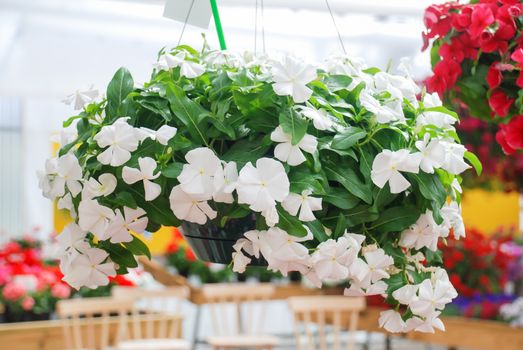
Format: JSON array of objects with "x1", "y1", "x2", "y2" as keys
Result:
[
  {"x1": 40, "y1": 45, "x2": 480, "y2": 332},
  {"x1": 422, "y1": 0, "x2": 523, "y2": 154}
]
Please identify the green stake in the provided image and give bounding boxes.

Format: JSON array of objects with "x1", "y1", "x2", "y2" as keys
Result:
[{"x1": 209, "y1": 0, "x2": 227, "y2": 50}]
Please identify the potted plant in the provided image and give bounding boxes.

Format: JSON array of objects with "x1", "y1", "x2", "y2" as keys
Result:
[
  {"x1": 422, "y1": 0, "x2": 523, "y2": 154},
  {"x1": 39, "y1": 45, "x2": 479, "y2": 332}
]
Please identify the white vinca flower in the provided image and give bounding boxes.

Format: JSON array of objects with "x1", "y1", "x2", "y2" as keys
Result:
[
  {"x1": 236, "y1": 158, "x2": 290, "y2": 225},
  {"x1": 78, "y1": 199, "x2": 114, "y2": 237},
  {"x1": 155, "y1": 52, "x2": 205, "y2": 78},
  {"x1": 409, "y1": 279, "x2": 454, "y2": 318},
  {"x1": 57, "y1": 222, "x2": 89, "y2": 255},
  {"x1": 169, "y1": 185, "x2": 217, "y2": 225},
  {"x1": 82, "y1": 173, "x2": 117, "y2": 199},
  {"x1": 399, "y1": 210, "x2": 440, "y2": 252},
  {"x1": 102, "y1": 206, "x2": 148, "y2": 243},
  {"x1": 298, "y1": 106, "x2": 334, "y2": 131},
  {"x1": 62, "y1": 86, "x2": 99, "y2": 110},
  {"x1": 213, "y1": 161, "x2": 238, "y2": 204},
  {"x1": 417, "y1": 93, "x2": 457, "y2": 130},
  {"x1": 232, "y1": 251, "x2": 251, "y2": 273},
  {"x1": 57, "y1": 193, "x2": 76, "y2": 218},
  {"x1": 136, "y1": 125, "x2": 177, "y2": 146},
  {"x1": 270, "y1": 126, "x2": 317, "y2": 166},
  {"x1": 94, "y1": 118, "x2": 140, "y2": 167},
  {"x1": 371, "y1": 149, "x2": 422, "y2": 194},
  {"x1": 262, "y1": 227, "x2": 312, "y2": 275},
  {"x1": 178, "y1": 147, "x2": 221, "y2": 196},
  {"x1": 311, "y1": 236, "x2": 357, "y2": 281},
  {"x1": 360, "y1": 89, "x2": 405, "y2": 124},
  {"x1": 440, "y1": 201, "x2": 465, "y2": 240},
  {"x1": 62, "y1": 247, "x2": 116, "y2": 289},
  {"x1": 271, "y1": 56, "x2": 317, "y2": 103},
  {"x1": 52, "y1": 153, "x2": 84, "y2": 198},
  {"x1": 122, "y1": 157, "x2": 161, "y2": 201},
  {"x1": 379, "y1": 310, "x2": 406, "y2": 333},
  {"x1": 415, "y1": 135, "x2": 446, "y2": 174},
  {"x1": 440, "y1": 141, "x2": 470, "y2": 175},
  {"x1": 282, "y1": 189, "x2": 322, "y2": 222}
]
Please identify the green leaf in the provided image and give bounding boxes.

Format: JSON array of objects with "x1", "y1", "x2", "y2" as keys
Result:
[
  {"x1": 385, "y1": 272, "x2": 407, "y2": 296},
  {"x1": 424, "y1": 249, "x2": 443, "y2": 265},
  {"x1": 276, "y1": 206, "x2": 307, "y2": 237},
  {"x1": 423, "y1": 106, "x2": 459, "y2": 120},
  {"x1": 163, "y1": 83, "x2": 210, "y2": 145},
  {"x1": 113, "y1": 192, "x2": 138, "y2": 209},
  {"x1": 333, "y1": 213, "x2": 347, "y2": 238},
  {"x1": 304, "y1": 220, "x2": 329, "y2": 242},
  {"x1": 324, "y1": 163, "x2": 372, "y2": 204},
  {"x1": 368, "y1": 206, "x2": 420, "y2": 233},
  {"x1": 408, "y1": 172, "x2": 447, "y2": 209},
  {"x1": 106, "y1": 67, "x2": 134, "y2": 117},
  {"x1": 341, "y1": 205, "x2": 379, "y2": 227},
  {"x1": 162, "y1": 162, "x2": 184, "y2": 178},
  {"x1": 222, "y1": 138, "x2": 271, "y2": 166},
  {"x1": 125, "y1": 235, "x2": 151, "y2": 259},
  {"x1": 320, "y1": 187, "x2": 359, "y2": 210},
  {"x1": 105, "y1": 243, "x2": 138, "y2": 268},
  {"x1": 358, "y1": 145, "x2": 374, "y2": 179},
  {"x1": 331, "y1": 127, "x2": 366, "y2": 150},
  {"x1": 129, "y1": 187, "x2": 181, "y2": 227},
  {"x1": 464, "y1": 151, "x2": 482, "y2": 176},
  {"x1": 137, "y1": 97, "x2": 172, "y2": 121},
  {"x1": 279, "y1": 109, "x2": 308, "y2": 145},
  {"x1": 323, "y1": 75, "x2": 353, "y2": 92},
  {"x1": 371, "y1": 185, "x2": 397, "y2": 211}
]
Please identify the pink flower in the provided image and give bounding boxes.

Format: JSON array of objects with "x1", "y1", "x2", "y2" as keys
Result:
[
  {"x1": 51, "y1": 283, "x2": 71, "y2": 299},
  {"x1": 21, "y1": 297, "x2": 35, "y2": 311},
  {"x1": 2, "y1": 282, "x2": 26, "y2": 301},
  {"x1": 0, "y1": 265, "x2": 12, "y2": 285}
]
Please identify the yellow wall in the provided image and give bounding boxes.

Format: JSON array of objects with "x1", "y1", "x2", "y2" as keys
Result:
[{"x1": 461, "y1": 189, "x2": 520, "y2": 234}]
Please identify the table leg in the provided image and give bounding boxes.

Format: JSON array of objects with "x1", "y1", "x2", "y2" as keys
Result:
[{"x1": 192, "y1": 304, "x2": 202, "y2": 350}]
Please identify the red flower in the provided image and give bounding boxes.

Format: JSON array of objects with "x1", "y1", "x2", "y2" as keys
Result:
[
  {"x1": 498, "y1": 115, "x2": 523, "y2": 153},
  {"x1": 468, "y1": 5, "x2": 495, "y2": 39},
  {"x1": 479, "y1": 21, "x2": 515, "y2": 53},
  {"x1": 452, "y1": 6, "x2": 473, "y2": 31},
  {"x1": 426, "y1": 59, "x2": 462, "y2": 96},
  {"x1": 109, "y1": 275, "x2": 135, "y2": 287},
  {"x1": 488, "y1": 89, "x2": 514, "y2": 117},
  {"x1": 486, "y1": 63, "x2": 502, "y2": 88}
]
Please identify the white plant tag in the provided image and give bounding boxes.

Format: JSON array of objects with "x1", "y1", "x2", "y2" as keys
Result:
[{"x1": 163, "y1": 0, "x2": 212, "y2": 29}]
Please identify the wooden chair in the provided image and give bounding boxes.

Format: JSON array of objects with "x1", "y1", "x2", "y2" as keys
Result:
[
  {"x1": 288, "y1": 296, "x2": 366, "y2": 350},
  {"x1": 111, "y1": 286, "x2": 191, "y2": 350},
  {"x1": 56, "y1": 297, "x2": 134, "y2": 350},
  {"x1": 201, "y1": 283, "x2": 279, "y2": 350}
]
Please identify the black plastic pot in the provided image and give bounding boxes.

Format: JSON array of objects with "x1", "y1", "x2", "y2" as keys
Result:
[
  {"x1": 180, "y1": 215, "x2": 267, "y2": 266},
  {"x1": 2, "y1": 305, "x2": 51, "y2": 323}
]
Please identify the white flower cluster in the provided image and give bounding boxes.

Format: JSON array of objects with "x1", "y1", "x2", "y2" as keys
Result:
[
  {"x1": 500, "y1": 297, "x2": 523, "y2": 327},
  {"x1": 39, "y1": 48, "x2": 472, "y2": 333},
  {"x1": 39, "y1": 117, "x2": 178, "y2": 288},
  {"x1": 380, "y1": 268, "x2": 457, "y2": 333}
]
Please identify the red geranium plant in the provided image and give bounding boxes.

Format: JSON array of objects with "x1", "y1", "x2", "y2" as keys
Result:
[
  {"x1": 439, "y1": 228, "x2": 516, "y2": 297},
  {"x1": 423, "y1": 0, "x2": 523, "y2": 154},
  {"x1": 0, "y1": 236, "x2": 72, "y2": 322}
]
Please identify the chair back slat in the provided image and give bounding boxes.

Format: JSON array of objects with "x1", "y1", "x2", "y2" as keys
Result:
[
  {"x1": 201, "y1": 283, "x2": 275, "y2": 337},
  {"x1": 57, "y1": 297, "x2": 135, "y2": 350},
  {"x1": 111, "y1": 285, "x2": 189, "y2": 341},
  {"x1": 288, "y1": 296, "x2": 366, "y2": 350}
]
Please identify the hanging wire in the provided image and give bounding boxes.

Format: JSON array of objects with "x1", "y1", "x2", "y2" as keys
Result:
[
  {"x1": 261, "y1": 0, "x2": 266, "y2": 52},
  {"x1": 254, "y1": 0, "x2": 258, "y2": 53},
  {"x1": 177, "y1": 0, "x2": 196, "y2": 46},
  {"x1": 324, "y1": 0, "x2": 347, "y2": 54}
]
